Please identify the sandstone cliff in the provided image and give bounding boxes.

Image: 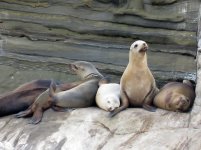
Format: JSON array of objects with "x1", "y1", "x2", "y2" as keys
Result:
[{"x1": 0, "y1": 1, "x2": 200, "y2": 149}]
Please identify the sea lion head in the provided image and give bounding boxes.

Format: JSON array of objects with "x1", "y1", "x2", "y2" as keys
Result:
[
  {"x1": 170, "y1": 95, "x2": 190, "y2": 112},
  {"x1": 68, "y1": 61, "x2": 102, "y2": 79},
  {"x1": 130, "y1": 40, "x2": 148, "y2": 54},
  {"x1": 105, "y1": 95, "x2": 120, "y2": 112},
  {"x1": 129, "y1": 40, "x2": 149, "y2": 63}
]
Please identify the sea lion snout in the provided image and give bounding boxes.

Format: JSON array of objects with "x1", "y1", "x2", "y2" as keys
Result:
[
  {"x1": 130, "y1": 40, "x2": 149, "y2": 53},
  {"x1": 140, "y1": 44, "x2": 148, "y2": 52},
  {"x1": 108, "y1": 106, "x2": 113, "y2": 111},
  {"x1": 175, "y1": 96, "x2": 190, "y2": 111}
]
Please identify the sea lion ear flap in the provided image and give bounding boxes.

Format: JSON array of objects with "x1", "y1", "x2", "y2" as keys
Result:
[
  {"x1": 183, "y1": 80, "x2": 193, "y2": 87},
  {"x1": 98, "y1": 77, "x2": 111, "y2": 86}
]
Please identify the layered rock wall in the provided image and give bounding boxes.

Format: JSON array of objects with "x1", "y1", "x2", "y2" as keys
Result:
[
  {"x1": 0, "y1": 0, "x2": 199, "y2": 90},
  {"x1": 0, "y1": 1, "x2": 201, "y2": 150}
]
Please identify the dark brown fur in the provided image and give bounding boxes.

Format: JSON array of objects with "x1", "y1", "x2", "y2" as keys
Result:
[{"x1": 0, "y1": 80, "x2": 52, "y2": 117}]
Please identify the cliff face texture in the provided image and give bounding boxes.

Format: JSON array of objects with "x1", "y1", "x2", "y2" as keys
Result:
[
  {"x1": 0, "y1": 0, "x2": 201, "y2": 150},
  {"x1": 0, "y1": 0, "x2": 199, "y2": 88}
]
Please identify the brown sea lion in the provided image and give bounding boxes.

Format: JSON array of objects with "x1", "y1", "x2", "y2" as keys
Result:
[
  {"x1": 0, "y1": 80, "x2": 52, "y2": 117},
  {"x1": 16, "y1": 61, "x2": 103, "y2": 124},
  {"x1": 153, "y1": 80, "x2": 195, "y2": 112},
  {"x1": 110, "y1": 40, "x2": 159, "y2": 117}
]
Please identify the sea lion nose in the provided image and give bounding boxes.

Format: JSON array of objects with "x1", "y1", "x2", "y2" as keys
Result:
[{"x1": 109, "y1": 107, "x2": 113, "y2": 111}]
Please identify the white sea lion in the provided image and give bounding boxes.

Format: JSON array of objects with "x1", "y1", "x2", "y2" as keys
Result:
[{"x1": 96, "y1": 78, "x2": 120, "y2": 112}]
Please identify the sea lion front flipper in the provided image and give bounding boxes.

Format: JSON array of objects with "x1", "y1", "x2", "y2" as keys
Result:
[
  {"x1": 143, "y1": 87, "x2": 158, "y2": 112},
  {"x1": 29, "y1": 108, "x2": 43, "y2": 124},
  {"x1": 108, "y1": 90, "x2": 129, "y2": 117},
  {"x1": 51, "y1": 106, "x2": 69, "y2": 112}
]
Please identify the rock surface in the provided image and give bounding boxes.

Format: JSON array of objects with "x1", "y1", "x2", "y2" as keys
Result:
[{"x1": 0, "y1": 0, "x2": 201, "y2": 150}]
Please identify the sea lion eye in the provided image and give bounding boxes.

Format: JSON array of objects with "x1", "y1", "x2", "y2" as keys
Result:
[{"x1": 134, "y1": 44, "x2": 138, "y2": 48}]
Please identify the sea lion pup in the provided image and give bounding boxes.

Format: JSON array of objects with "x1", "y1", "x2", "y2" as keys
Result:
[
  {"x1": 110, "y1": 40, "x2": 159, "y2": 117},
  {"x1": 0, "y1": 79, "x2": 52, "y2": 117},
  {"x1": 95, "y1": 77, "x2": 120, "y2": 112},
  {"x1": 153, "y1": 80, "x2": 195, "y2": 112},
  {"x1": 16, "y1": 61, "x2": 103, "y2": 124}
]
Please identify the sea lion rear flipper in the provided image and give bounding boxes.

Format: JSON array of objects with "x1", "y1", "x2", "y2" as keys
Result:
[
  {"x1": 29, "y1": 108, "x2": 43, "y2": 124},
  {"x1": 15, "y1": 107, "x2": 33, "y2": 118},
  {"x1": 142, "y1": 104, "x2": 156, "y2": 112},
  {"x1": 108, "y1": 90, "x2": 129, "y2": 117},
  {"x1": 51, "y1": 105, "x2": 69, "y2": 112}
]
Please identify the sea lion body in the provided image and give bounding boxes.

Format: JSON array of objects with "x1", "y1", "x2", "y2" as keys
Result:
[
  {"x1": 0, "y1": 79, "x2": 52, "y2": 117},
  {"x1": 50, "y1": 78, "x2": 100, "y2": 108},
  {"x1": 153, "y1": 80, "x2": 195, "y2": 112},
  {"x1": 121, "y1": 65, "x2": 155, "y2": 106},
  {"x1": 96, "y1": 83, "x2": 120, "y2": 112},
  {"x1": 16, "y1": 61, "x2": 103, "y2": 124},
  {"x1": 110, "y1": 40, "x2": 158, "y2": 117}
]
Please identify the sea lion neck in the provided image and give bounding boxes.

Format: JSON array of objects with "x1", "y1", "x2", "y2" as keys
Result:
[{"x1": 129, "y1": 51, "x2": 148, "y2": 68}]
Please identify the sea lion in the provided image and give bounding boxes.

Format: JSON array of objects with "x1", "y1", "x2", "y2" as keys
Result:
[
  {"x1": 153, "y1": 80, "x2": 195, "y2": 112},
  {"x1": 0, "y1": 80, "x2": 52, "y2": 117},
  {"x1": 49, "y1": 61, "x2": 103, "y2": 108},
  {"x1": 110, "y1": 40, "x2": 159, "y2": 117},
  {"x1": 16, "y1": 61, "x2": 103, "y2": 124},
  {"x1": 0, "y1": 79, "x2": 75, "y2": 117},
  {"x1": 95, "y1": 77, "x2": 120, "y2": 112}
]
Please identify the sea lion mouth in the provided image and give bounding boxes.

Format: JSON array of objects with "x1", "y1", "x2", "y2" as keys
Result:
[{"x1": 139, "y1": 46, "x2": 148, "y2": 52}]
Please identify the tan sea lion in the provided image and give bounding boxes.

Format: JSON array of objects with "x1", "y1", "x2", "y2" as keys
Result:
[
  {"x1": 110, "y1": 40, "x2": 159, "y2": 117},
  {"x1": 95, "y1": 77, "x2": 120, "y2": 112},
  {"x1": 153, "y1": 80, "x2": 195, "y2": 112},
  {"x1": 16, "y1": 61, "x2": 103, "y2": 124}
]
